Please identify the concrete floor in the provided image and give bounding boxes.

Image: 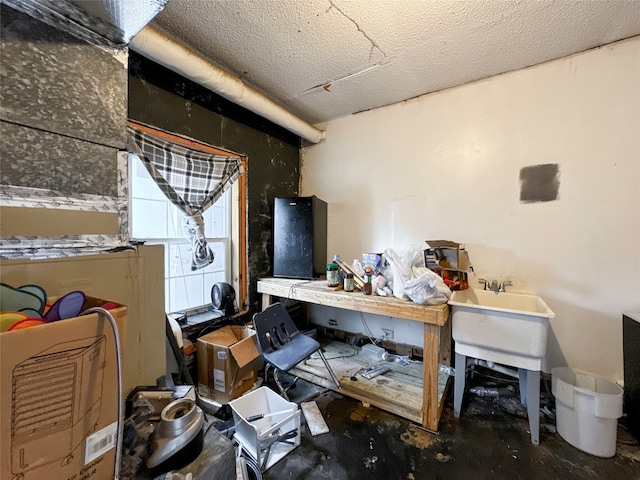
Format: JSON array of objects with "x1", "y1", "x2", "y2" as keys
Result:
[{"x1": 261, "y1": 373, "x2": 639, "y2": 480}]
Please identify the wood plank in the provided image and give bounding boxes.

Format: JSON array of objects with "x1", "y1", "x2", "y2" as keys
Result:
[
  {"x1": 258, "y1": 278, "x2": 449, "y2": 325},
  {"x1": 301, "y1": 401, "x2": 330, "y2": 436},
  {"x1": 439, "y1": 311, "x2": 452, "y2": 367},
  {"x1": 422, "y1": 323, "x2": 440, "y2": 431},
  {"x1": 290, "y1": 365, "x2": 423, "y2": 424},
  {"x1": 288, "y1": 341, "x2": 449, "y2": 427}
]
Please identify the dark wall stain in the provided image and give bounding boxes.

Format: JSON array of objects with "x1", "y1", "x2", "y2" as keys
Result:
[
  {"x1": 519, "y1": 164, "x2": 560, "y2": 203},
  {"x1": 128, "y1": 52, "x2": 300, "y2": 311}
]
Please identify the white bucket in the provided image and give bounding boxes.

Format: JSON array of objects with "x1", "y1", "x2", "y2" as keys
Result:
[{"x1": 551, "y1": 367, "x2": 623, "y2": 457}]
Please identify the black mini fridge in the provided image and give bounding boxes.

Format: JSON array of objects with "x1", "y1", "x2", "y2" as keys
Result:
[{"x1": 273, "y1": 196, "x2": 327, "y2": 279}]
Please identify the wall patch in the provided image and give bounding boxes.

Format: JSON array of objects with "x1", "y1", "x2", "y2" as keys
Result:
[{"x1": 519, "y1": 164, "x2": 560, "y2": 203}]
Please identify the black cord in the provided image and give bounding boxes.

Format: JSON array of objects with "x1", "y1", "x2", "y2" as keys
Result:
[
  {"x1": 241, "y1": 451, "x2": 263, "y2": 480},
  {"x1": 204, "y1": 419, "x2": 235, "y2": 439},
  {"x1": 467, "y1": 365, "x2": 519, "y2": 384},
  {"x1": 260, "y1": 428, "x2": 298, "y2": 470}
]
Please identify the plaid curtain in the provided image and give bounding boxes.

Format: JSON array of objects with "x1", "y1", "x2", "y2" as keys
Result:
[{"x1": 127, "y1": 126, "x2": 244, "y2": 270}]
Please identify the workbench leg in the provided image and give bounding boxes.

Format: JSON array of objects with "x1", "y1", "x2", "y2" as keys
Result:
[
  {"x1": 422, "y1": 323, "x2": 440, "y2": 431},
  {"x1": 261, "y1": 293, "x2": 273, "y2": 311}
]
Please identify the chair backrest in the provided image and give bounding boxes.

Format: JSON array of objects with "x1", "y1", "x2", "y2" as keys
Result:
[{"x1": 252, "y1": 302, "x2": 301, "y2": 355}]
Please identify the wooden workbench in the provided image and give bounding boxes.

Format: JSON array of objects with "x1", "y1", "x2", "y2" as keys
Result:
[{"x1": 257, "y1": 277, "x2": 451, "y2": 432}]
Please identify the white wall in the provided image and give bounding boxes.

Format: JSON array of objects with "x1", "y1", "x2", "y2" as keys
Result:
[{"x1": 301, "y1": 37, "x2": 640, "y2": 382}]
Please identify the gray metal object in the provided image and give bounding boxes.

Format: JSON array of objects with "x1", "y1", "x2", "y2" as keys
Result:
[
  {"x1": 477, "y1": 278, "x2": 512, "y2": 292},
  {"x1": 146, "y1": 398, "x2": 204, "y2": 468}
]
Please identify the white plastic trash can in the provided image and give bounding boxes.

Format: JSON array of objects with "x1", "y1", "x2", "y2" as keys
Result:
[{"x1": 551, "y1": 367, "x2": 624, "y2": 457}]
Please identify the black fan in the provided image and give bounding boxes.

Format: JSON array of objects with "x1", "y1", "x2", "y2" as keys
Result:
[{"x1": 211, "y1": 282, "x2": 236, "y2": 317}]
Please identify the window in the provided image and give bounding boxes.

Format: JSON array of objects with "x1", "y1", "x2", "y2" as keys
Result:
[
  {"x1": 129, "y1": 153, "x2": 235, "y2": 313},
  {"x1": 126, "y1": 122, "x2": 247, "y2": 316}
]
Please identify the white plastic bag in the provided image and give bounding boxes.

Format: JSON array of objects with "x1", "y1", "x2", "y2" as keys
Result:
[
  {"x1": 383, "y1": 246, "x2": 423, "y2": 300},
  {"x1": 384, "y1": 246, "x2": 451, "y2": 305},
  {"x1": 403, "y1": 269, "x2": 452, "y2": 305}
]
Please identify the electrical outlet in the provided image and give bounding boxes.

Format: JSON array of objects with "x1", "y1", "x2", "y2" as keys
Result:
[
  {"x1": 329, "y1": 318, "x2": 338, "y2": 326},
  {"x1": 381, "y1": 328, "x2": 394, "y2": 340}
]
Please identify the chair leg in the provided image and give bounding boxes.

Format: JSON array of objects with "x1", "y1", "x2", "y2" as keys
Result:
[
  {"x1": 264, "y1": 363, "x2": 272, "y2": 387},
  {"x1": 317, "y1": 349, "x2": 341, "y2": 389},
  {"x1": 273, "y1": 368, "x2": 290, "y2": 401}
]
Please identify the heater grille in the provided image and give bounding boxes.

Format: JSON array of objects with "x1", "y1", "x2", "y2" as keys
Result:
[
  {"x1": 12, "y1": 362, "x2": 76, "y2": 439},
  {"x1": 11, "y1": 336, "x2": 105, "y2": 444}
]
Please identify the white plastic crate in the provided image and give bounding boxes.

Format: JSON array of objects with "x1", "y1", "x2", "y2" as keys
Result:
[{"x1": 229, "y1": 387, "x2": 300, "y2": 471}]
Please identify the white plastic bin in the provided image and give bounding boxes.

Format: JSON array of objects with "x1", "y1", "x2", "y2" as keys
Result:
[
  {"x1": 229, "y1": 386, "x2": 300, "y2": 471},
  {"x1": 551, "y1": 367, "x2": 623, "y2": 457}
]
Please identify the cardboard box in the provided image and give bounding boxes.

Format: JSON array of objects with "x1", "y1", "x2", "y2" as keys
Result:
[
  {"x1": 424, "y1": 240, "x2": 471, "y2": 290},
  {"x1": 0, "y1": 297, "x2": 127, "y2": 480},
  {"x1": 197, "y1": 325, "x2": 260, "y2": 404},
  {"x1": 424, "y1": 240, "x2": 471, "y2": 271}
]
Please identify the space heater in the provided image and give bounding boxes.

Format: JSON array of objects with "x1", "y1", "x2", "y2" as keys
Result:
[
  {"x1": 11, "y1": 336, "x2": 106, "y2": 476},
  {"x1": 211, "y1": 282, "x2": 236, "y2": 317}
]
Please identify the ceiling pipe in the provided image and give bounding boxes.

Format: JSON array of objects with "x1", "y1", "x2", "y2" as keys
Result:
[{"x1": 129, "y1": 27, "x2": 325, "y2": 144}]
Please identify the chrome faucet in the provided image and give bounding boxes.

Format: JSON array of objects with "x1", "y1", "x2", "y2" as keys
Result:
[{"x1": 478, "y1": 278, "x2": 512, "y2": 292}]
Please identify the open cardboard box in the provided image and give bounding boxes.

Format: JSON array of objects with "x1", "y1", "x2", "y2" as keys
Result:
[
  {"x1": 197, "y1": 325, "x2": 260, "y2": 404},
  {"x1": 0, "y1": 297, "x2": 126, "y2": 480},
  {"x1": 424, "y1": 240, "x2": 471, "y2": 271},
  {"x1": 424, "y1": 240, "x2": 471, "y2": 290}
]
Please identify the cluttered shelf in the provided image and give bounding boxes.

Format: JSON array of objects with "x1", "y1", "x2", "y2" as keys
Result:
[
  {"x1": 257, "y1": 277, "x2": 451, "y2": 432},
  {"x1": 257, "y1": 277, "x2": 449, "y2": 325}
]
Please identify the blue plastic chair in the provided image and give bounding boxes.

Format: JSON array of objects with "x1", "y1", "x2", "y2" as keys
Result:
[{"x1": 253, "y1": 302, "x2": 341, "y2": 400}]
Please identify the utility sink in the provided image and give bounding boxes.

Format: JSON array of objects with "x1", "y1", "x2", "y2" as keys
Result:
[{"x1": 449, "y1": 289, "x2": 555, "y2": 370}]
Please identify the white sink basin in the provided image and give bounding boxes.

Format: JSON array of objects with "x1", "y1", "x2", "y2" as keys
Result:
[{"x1": 449, "y1": 289, "x2": 555, "y2": 370}]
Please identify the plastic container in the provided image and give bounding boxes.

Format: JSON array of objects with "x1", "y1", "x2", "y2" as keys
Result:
[
  {"x1": 351, "y1": 259, "x2": 364, "y2": 277},
  {"x1": 326, "y1": 263, "x2": 340, "y2": 287},
  {"x1": 469, "y1": 386, "x2": 499, "y2": 397},
  {"x1": 343, "y1": 273, "x2": 355, "y2": 292},
  {"x1": 361, "y1": 343, "x2": 386, "y2": 361},
  {"x1": 551, "y1": 367, "x2": 623, "y2": 457},
  {"x1": 229, "y1": 387, "x2": 301, "y2": 471}
]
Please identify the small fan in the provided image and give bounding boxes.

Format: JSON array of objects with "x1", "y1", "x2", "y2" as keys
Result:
[{"x1": 211, "y1": 282, "x2": 236, "y2": 317}]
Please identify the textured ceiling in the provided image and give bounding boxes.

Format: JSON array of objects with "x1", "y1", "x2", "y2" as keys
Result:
[{"x1": 147, "y1": 0, "x2": 640, "y2": 125}]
